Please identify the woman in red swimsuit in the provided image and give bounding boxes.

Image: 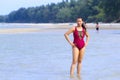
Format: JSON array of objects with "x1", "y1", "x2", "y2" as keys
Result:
[{"x1": 64, "y1": 18, "x2": 90, "y2": 77}]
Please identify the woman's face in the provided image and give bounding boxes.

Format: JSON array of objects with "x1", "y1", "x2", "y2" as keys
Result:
[{"x1": 77, "y1": 18, "x2": 83, "y2": 26}]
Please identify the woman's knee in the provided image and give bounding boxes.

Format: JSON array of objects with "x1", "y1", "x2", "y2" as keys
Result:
[
  {"x1": 78, "y1": 59, "x2": 82, "y2": 63},
  {"x1": 72, "y1": 60, "x2": 77, "y2": 65}
]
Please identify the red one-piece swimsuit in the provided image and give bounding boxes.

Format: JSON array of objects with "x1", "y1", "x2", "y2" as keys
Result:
[{"x1": 73, "y1": 27, "x2": 85, "y2": 49}]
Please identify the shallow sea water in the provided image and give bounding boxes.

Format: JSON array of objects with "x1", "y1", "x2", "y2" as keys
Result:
[{"x1": 0, "y1": 24, "x2": 120, "y2": 80}]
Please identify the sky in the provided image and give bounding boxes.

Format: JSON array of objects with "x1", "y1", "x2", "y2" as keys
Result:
[{"x1": 0, "y1": 0, "x2": 62, "y2": 15}]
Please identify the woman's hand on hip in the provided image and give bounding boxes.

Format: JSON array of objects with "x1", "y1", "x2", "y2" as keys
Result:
[
  {"x1": 70, "y1": 42, "x2": 76, "y2": 47},
  {"x1": 85, "y1": 42, "x2": 88, "y2": 47}
]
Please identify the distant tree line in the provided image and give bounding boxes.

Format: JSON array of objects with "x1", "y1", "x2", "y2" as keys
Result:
[{"x1": 0, "y1": 0, "x2": 120, "y2": 23}]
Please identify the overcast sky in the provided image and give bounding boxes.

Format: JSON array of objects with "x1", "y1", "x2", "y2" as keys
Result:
[{"x1": 0, "y1": 0, "x2": 62, "y2": 15}]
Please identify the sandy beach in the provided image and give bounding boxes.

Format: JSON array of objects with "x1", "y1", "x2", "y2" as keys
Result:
[{"x1": 0, "y1": 23, "x2": 120, "y2": 34}]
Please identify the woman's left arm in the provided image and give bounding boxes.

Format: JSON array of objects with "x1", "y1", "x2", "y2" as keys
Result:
[{"x1": 85, "y1": 31, "x2": 90, "y2": 47}]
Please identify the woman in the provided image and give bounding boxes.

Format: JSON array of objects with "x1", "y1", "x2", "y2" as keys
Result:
[{"x1": 64, "y1": 18, "x2": 89, "y2": 77}]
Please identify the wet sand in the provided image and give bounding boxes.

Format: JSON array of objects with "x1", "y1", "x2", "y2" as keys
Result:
[
  {"x1": 0, "y1": 23, "x2": 120, "y2": 34},
  {"x1": 0, "y1": 28, "x2": 41, "y2": 34}
]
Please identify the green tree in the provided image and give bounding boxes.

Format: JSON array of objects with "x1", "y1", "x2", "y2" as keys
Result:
[
  {"x1": 56, "y1": 7, "x2": 72, "y2": 22},
  {"x1": 100, "y1": 0, "x2": 120, "y2": 22},
  {"x1": 1, "y1": 0, "x2": 119, "y2": 23},
  {"x1": 0, "y1": 16, "x2": 5, "y2": 22}
]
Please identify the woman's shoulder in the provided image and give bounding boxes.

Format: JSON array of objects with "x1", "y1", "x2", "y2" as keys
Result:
[
  {"x1": 68, "y1": 26, "x2": 75, "y2": 30},
  {"x1": 70, "y1": 26, "x2": 76, "y2": 31}
]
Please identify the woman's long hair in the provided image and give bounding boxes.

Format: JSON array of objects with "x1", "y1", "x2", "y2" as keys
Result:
[
  {"x1": 82, "y1": 22, "x2": 87, "y2": 32},
  {"x1": 77, "y1": 18, "x2": 87, "y2": 32}
]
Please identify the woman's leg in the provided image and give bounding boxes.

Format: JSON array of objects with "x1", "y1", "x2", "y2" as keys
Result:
[
  {"x1": 70, "y1": 46, "x2": 79, "y2": 76},
  {"x1": 77, "y1": 47, "x2": 85, "y2": 75}
]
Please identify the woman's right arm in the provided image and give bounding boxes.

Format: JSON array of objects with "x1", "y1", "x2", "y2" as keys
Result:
[{"x1": 64, "y1": 27, "x2": 75, "y2": 46}]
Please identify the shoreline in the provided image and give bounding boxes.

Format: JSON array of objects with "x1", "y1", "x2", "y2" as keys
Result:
[
  {"x1": 0, "y1": 23, "x2": 120, "y2": 34},
  {"x1": 1, "y1": 22, "x2": 120, "y2": 28}
]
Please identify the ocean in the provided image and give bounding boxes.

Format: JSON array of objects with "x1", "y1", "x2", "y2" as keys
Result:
[{"x1": 0, "y1": 23, "x2": 120, "y2": 80}]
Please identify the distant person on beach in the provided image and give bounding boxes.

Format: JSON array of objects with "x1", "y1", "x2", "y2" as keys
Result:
[
  {"x1": 64, "y1": 18, "x2": 90, "y2": 77},
  {"x1": 96, "y1": 22, "x2": 99, "y2": 31}
]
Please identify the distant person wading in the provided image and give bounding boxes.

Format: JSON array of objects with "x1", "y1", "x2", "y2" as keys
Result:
[{"x1": 96, "y1": 22, "x2": 99, "y2": 31}]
